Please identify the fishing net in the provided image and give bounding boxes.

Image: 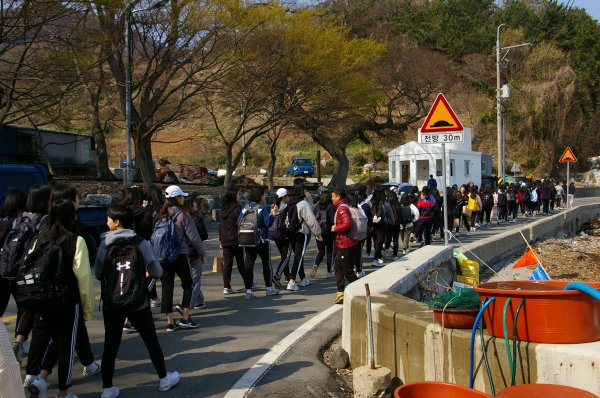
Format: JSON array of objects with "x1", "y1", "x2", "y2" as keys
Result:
[{"x1": 427, "y1": 287, "x2": 481, "y2": 310}]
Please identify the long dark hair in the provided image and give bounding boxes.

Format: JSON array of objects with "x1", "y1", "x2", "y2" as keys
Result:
[
  {"x1": 317, "y1": 192, "x2": 332, "y2": 210},
  {"x1": 50, "y1": 184, "x2": 77, "y2": 203},
  {"x1": 26, "y1": 184, "x2": 52, "y2": 215},
  {"x1": 222, "y1": 188, "x2": 240, "y2": 210},
  {"x1": 183, "y1": 193, "x2": 199, "y2": 213},
  {"x1": 120, "y1": 187, "x2": 144, "y2": 207},
  {"x1": 46, "y1": 199, "x2": 76, "y2": 241},
  {"x1": 145, "y1": 186, "x2": 164, "y2": 216},
  {"x1": 371, "y1": 188, "x2": 385, "y2": 206},
  {"x1": 0, "y1": 189, "x2": 27, "y2": 218},
  {"x1": 156, "y1": 196, "x2": 186, "y2": 223}
]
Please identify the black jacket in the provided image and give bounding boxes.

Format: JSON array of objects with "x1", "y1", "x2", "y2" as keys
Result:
[
  {"x1": 219, "y1": 203, "x2": 242, "y2": 247},
  {"x1": 129, "y1": 205, "x2": 154, "y2": 241}
]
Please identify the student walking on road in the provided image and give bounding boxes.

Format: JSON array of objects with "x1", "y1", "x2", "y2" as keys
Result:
[
  {"x1": 155, "y1": 185, "x2": 205, "y2": 331},
  {"x1": 285, "y1": 181, "x2": 322, "y2": 292},
  {"x1": 96, "y1": 205, "x2": 179, "y2": 398},
  {"x1": 331, "y1": 187, "x2": 359, "y2": 305},
  {"x1": 219, "y1": 188, "x2": 245, "y2": 294},
  {"x1": 310, "y1": 191, "x2": 335, "y2": 278},
  {"x1": 238, "y1": 185, "x2": 280, "y2": 299},
  {"x1": 271, "y1": 188, "x2": 292, "y2": 285}
]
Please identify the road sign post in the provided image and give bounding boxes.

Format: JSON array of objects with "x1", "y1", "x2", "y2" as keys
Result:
[
  {"x1": 559, "y1": 147, "x2": 577, "y2": 209},
  {"x1": 420, "y1": 93, "x2": 464, "y2": 246}
]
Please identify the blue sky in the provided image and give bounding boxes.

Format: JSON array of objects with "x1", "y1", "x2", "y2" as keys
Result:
[{"x1": 560, "y1": 0, "x2": 600, "y2": 21}]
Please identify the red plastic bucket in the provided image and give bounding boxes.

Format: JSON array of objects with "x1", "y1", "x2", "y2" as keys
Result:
[
  {"x1": 394, "y1": 382, "x2": 491, "y2": 397},
  {"x1": 495, "y1": 384, "x2": 598, "y2": 397},
  {"x1": 474, "y1": 281, "x2": 600, "y2": 344},
  {"x1": 431, "y1": 308, "x2": 479, "y2": 329}
]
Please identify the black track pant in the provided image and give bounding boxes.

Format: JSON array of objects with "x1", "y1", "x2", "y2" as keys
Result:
[
  {"x1": 273, "y1": 239, "x2": 292, "y2": 279},
  {"x1": 289, "y1": 233, "x2": 310, "y2": 281},
  {"x1": 101, "y1": 306, "x2": 167, "y2": 388},
  {"x1": 243, "y1": 242, "x2": 273, "y2": 289},
  {"x1": 160, "y1": 254, "x2": 193, "y2": 314},
  {"x1": 314, "y1": 235, "x2": 334, "y2": 272},
  {"x1": 222, "y1": 244, "x2": 244, "y2": 289},
  {"x1": 334, "y1": 244, "x2": 359, "y2": 292},
  {"x1": 26, "y1": 304, "x2": 80, "y2": 390}
]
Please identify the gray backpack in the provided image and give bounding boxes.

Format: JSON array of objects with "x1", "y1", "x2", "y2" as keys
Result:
[{"x1": 238, "y1": 204, "x2": 262, "y2": 247}]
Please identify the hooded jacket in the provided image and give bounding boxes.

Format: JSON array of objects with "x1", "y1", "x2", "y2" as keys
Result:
[
  {"x1": 128, "y1": 205, "x2": 154, "y2": 240},
  {"x1": 292, "y1": 197, "x2": 321, "y2": 238},
  {"x1": 219, "y1": 203, "x2": 242, "y2": 246},
  {"x1": 167, "y1": 206, "x2": 206, "y2": 257},
  {"x1": 94, "y1": 229, "x2": 162, "y2": 311}
]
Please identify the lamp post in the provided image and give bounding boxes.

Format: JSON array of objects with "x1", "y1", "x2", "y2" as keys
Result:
[
  {"x1": 125, "y1": 0, "x2": 169, "y2": 187},
  {"x1": 496, "y1": 23, "x2": 531, "y2": 184}
]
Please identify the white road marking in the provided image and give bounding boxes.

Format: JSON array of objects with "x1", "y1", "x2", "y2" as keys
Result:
[{"x1": 224, "y1": 304, "x2": 342, "y2": 398}]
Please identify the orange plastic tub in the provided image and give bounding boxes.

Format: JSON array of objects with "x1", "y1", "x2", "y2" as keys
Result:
[
  {"x1": 431, "y1": 308, "x2": 479, "y2": 329},
  {"x1": 496, "y1": 384, "x2": 598, "y2": 397},
  {"x1": 474, "y1": 281, "x2": 600, "y2": 344},
  {"x1": 394, "y1": 382, "x2": 491, "y2": 398}
]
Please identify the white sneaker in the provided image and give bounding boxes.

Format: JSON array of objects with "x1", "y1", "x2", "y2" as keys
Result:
[
  {"x1": 402, "y1": 250, "x2": 407, "y2": 255},
  {"x1": 392, "y1": 256, "x2": 399, "y2": 260},
  {"x1": 356, "y1": 271, "x2": 366, "y2": 278},
  {"x1": 378, "y1": 258, "x2": 384, "y2": 265},
  {"x1": 287, "y1": 281, "x2": 299, "y2": 291},
  {"x1": 265, "y1": 286, "x2": 279, "y2": 296},
  {"x1": 27, "y1": 376, "x2": 48, "y2": 398},
  {"x1": 366, "y1": 254, "x2": 374, "y2": 259},
  {"x1": 223, "y1": 288, "x2": 234, "y2": 294},
  {"x1": 251, "y1": 280, "x2": 258, "y2": 289},
  {"x1": 467, "y1": 231, "x2": 472, "y2": 236},
  {"x1": 83, "y1": 361, "x2": 101, "y2": 377},
  {"x1": 151, "y1": 298, "x2": 161, "y2": 308},
  {"x1": 372, "y1": 261, "x2": 383, "y2": 268},
  {"x1": 326, "y1": 272, "x2": 335, "y2": 278},
  {"x1": 299, "y1": 277, "x2": 310, "y2": 287},
  {"x1": 159, "y1": 371, "x2": 180, "y2": 392},
  {"x1": 101, "y1": 386, "x2": 120, "y2": 398}
]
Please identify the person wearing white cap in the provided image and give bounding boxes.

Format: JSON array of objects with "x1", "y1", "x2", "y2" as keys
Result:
[
  {"x1": 156, "y1": 185, "x2": 206, "y2": 331},
  {"x1": 271, "y1": 188, "x2": 292, "y2": 286}
]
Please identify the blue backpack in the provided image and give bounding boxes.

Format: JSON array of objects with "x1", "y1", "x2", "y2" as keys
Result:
[{"x1": 150, "y1": 210, "x2": 182, "y2": 263}]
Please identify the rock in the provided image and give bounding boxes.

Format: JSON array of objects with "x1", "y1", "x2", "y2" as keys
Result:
[
  {"x1": 84, "y1": 194, "x2": 113, "y2": 205},
  {"x1": 329, "y1": 347, "x2": 350, "y2": 369},
  {"x1": 580, "y1": 231, "x2": 587, "y2": 237},
  {"x1": 555, "y1": 231, "x2": 567, "y2": 239}
]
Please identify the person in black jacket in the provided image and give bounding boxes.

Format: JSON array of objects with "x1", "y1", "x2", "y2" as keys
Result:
[
  {"x1": 219, "y1": 188, "x2": 245, "y2": 294},
  {"x1": 310, "y1": 191, "x2": 335, "y2": 278}
]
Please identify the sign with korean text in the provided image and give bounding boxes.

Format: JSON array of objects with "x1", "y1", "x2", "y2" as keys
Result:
[{"x1": 420, "y1": 93, "x2": 464, "y2": 144}]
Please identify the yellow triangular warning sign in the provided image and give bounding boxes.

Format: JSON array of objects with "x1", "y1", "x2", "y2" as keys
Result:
[
  {"x1": 420, "y1": 93, "x2": 464, "y2": 133},
  {"x1": 559, "y1": 147, "x2": 577, "y2": 163}
]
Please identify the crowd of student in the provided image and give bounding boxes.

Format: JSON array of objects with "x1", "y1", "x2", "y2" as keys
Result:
[{"x1": 0, "y1": 177, "x2": 574, "y2": 397}]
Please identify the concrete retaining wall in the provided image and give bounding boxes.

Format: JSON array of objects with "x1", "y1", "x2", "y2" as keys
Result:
[{"x1": 342, "y1": 203, "x2": 600, "y2": 395}]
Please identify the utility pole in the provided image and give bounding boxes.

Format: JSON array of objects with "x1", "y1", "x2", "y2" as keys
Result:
[{"x1": 496, "y1": 23, "x2": 531, "y2": 184}]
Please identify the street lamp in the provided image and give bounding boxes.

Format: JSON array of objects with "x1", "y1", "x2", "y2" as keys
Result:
[
  {"x1": 125, "y1": 0, "x2": 169, "y2": 187},
  {"x1": 496, "y1": 23, "x2": 531, "y2": 183}
]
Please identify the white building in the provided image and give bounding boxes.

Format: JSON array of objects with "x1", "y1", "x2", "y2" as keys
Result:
[{"x1": 387, "y1": 128, "x2": 482, "y2": 189}]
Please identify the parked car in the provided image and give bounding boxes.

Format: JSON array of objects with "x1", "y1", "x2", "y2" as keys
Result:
[
  {"x1": 286, "y1": 157, "x2": 314, "y2": 177},
  {"x1": 379, "y1": 182, "x2": 414, "y2": 197}
]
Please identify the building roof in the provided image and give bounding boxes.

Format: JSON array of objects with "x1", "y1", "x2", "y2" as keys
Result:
[
  {"x1": 5, "y1": 124, "x2": 91, "y2": 138},
  {"x1": 388, "y1": 141, "x2": 482, "y2": 157}
]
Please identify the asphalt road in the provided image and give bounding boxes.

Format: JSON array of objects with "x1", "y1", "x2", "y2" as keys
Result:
[{"x1": 3, "y1": 198, "x2": 599, "y2": 398}]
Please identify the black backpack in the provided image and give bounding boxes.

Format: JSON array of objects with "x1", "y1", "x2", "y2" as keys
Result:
[
  {"x1": 0, "y1": 217, "x2": 16, "y2": 251},
  {"x1": 398, "y1": 205, "x2": 413, "y2": 226},
  {"x1": 14, "y1": 234, "x2": 76, "y2": 313},
  {"x1": 497, "y1": 192, "x2": 507, "y2": 206},
  {"x1": 507, "y1": 191, "x2": 516, "y2": 202},
  {"x1": 101, "y1": 236, "x2": 147, "y2": 312},
  {"x1": 268, "y1": 211, "x2": 286, "y2": 241},
  {"x1": 0, "y1": 213, "x2": 46, "y2": 281},
  {"x1": 483, "y1": 194, "x2": 494, "y2": 208}
]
